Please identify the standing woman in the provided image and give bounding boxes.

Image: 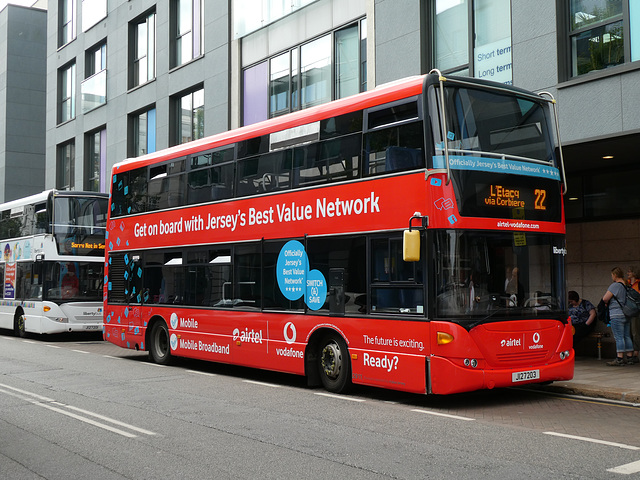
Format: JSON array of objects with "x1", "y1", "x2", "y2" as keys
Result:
[{"x1": 603, "y1": 267, "x2": 634, "y2": 366}]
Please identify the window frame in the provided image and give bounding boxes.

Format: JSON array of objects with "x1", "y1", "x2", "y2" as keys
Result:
[
  {"x1": 58, "y1": 61, "x2": 76, "y2": 124},
  {"x1": 558, "y1": 0, "x2": 638, "y2": 81},
  {"x1": 241, "y1": 19, "x2": 367, "y2": 125},
  {"x1": 170, "y1": 0, "x2": 204, "y2": 68},
  {"x1": 129, "y1": 10, "x2": 157, "y2": 89},
  {"x1": 57, "y1": 140, "x2": 76, "y2": 190},
  {"x1": 84, "y1": 128, "x2": 106, "y2": 192}
]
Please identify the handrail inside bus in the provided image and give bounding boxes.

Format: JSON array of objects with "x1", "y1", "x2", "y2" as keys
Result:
[{"x1": 537, "y1": 91, "x2": 567, "y2": 195}]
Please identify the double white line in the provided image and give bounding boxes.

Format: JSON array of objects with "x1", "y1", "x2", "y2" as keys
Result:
[{"x1": 0, "y1": 382, "x2": 156, "y2": 438}]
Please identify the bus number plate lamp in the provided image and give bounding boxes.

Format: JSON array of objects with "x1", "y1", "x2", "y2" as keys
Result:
[{"x1": 403, "y1": 212, "x2": 428, "y2": 262}]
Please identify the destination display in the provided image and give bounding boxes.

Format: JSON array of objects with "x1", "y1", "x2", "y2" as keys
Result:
[{"x1": 454, "y1": 172, "x2": 562, "y2": 222}]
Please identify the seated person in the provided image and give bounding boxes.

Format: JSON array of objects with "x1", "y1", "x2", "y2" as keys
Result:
[{"x1": 568, "y1": 290, "x2": 596, "y2": 345}]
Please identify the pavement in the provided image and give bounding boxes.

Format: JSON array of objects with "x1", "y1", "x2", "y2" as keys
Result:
[{"x1": 530, "y1": 355, "x2": 640, "y2": 405}]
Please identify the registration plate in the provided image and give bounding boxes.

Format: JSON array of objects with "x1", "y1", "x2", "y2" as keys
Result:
[
  {"x1": 85, "y1": 325, "x2": 100, "y2": 330},
  {"x1": 512, "y1": 369, "x2": 540, "y2": 383}
]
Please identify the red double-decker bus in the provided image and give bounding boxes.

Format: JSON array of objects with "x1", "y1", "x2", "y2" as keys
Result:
[{"x1": 104, "y1": 72, "x2": 573, "y2": 395}]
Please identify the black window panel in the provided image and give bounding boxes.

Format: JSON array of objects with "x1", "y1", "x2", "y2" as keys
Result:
[
  {"x1": 306, "y1": 236, "x2": 367, "y2": 314},
  {"x1": 370, "y1": 235, "x2": 424, "y2": 314},
  {"x1": 319, "y1": 110, "x2": 363, "y2": 139},
  {"x1": 233, "y1": 244, "x2": 261, "y2": 309},
  {"x1": 364, "y1": 122, "x2": 425, "y2": 176},
  {"x1": 263, "y1": 240, "x2": 305, "y2": 310},
  {"x1": 293, "y1": 132, "x2": 361, "y2": 187},
  {"x1": 367, "y1": 99, "x2": 419, "y2": 130},
  {"x1": 236, "y1": 150, "x2": 292, "y2": 197},
  {"x1": 237, "y1": 135, "x2": 269, "y2": 159}
]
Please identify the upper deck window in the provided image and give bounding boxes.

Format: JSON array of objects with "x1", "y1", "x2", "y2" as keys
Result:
[{"x1": 431, "y1": 85, "x2": 555, "y2": 164}]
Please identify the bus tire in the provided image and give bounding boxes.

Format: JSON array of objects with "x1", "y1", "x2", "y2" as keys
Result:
[
  {"x1": 317, "y1": 332, "x2": 351, "y2": 393},
  {"x1": 14, "y1": 312, "x2": 27, "y2": 338},
  {"x1": 149, "y1": 321, "x2": 172, "y2": 365}
]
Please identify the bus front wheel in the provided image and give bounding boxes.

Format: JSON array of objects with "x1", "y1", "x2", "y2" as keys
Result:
[
  {"x1": 149, "y1": 321, "x2": 172, "y2": 365},
  {"x1": 318, "y1": 333, "x2": 351, "y2": 393},
  {"x1": 14, "y1": 313, "x2": 27, "y2": 338}
]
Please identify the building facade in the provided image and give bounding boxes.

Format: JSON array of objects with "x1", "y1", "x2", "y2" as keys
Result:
[
  {"x1": 0, "y1": 4, "x2": 46, "y2": 202},
  {"x1": 45, "y1": 0, "x2": 640, "y2": 353}
]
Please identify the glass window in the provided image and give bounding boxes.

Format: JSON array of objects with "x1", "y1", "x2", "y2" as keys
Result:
[
  {"x1": 270, "y1": 52, "x2": 290, "y2": 117},
  {"x1": 130, "y1": 11, "x2": 156, "y2": 88},
  {"x1": 434, "y1": 0, "x2": 469, "y2": 72},
  {"x1": 568, "y1": 0, "x2": 629, "y2": 76},
  {"x1": 236, "y1": 150, "x2": 292, "y2": 197},
  {"x1": 433, "y1": 0, "x2": 512, "y2": 84},
  {"x1": 59, "y1": 0, "x2": 76, "y2": 47},
  {"x1": 82, "y1": 42, "x2": 107, "y2": 113},
  {"x1": 57, "y1": 141, "x2": 75, "y2": 190},
  {"x1": 335, "y1": 24, "x2": 360, "y2": 99},
  {"x1": 148, "y1": 160, "x2": 186, "y2": 211},
  {"x1": 301, "y1": 35, "x2": 331, "y2": 109},
  {"x1": 233, "y1": 244, "x2": 261, "y2": 309},
  {"x1": 370, "y1": 236, "x2": 424, "y2": 314},
  {"x1": 59, "y1": 63, "x2": 76, "y2": 124},
  {"x1": 243, "y1": 62, "x2": 269, "y2": 126},
  {"x1": 242, "y1": 21, "x2": 366, "y2": 125},
  {"x1": 86, "y1": 42, "x2": 106, "y2": 77},
  {"x1": 431, "y1": 85, "x2": 555, "y2": 163},
  {"x1": 306, "y1": 236, "x2": 367, "y2": 315},
  {"x1": 175, "y1": 88, "x2": 205, "y2": 145},
  {"x1": 85, "y1": 129, "x2": 106, "y2": 192},
  {"x1": 262, "y1": 241, "x2": 305, "y2": 310},
  {"x1": 364, "y1": 122, "x2": 424, "y2": 176},
  {"x1": 130, "y1": 107, "x2": 156, "y2": 157},
  {"x1": 433, "y1": 231, "x2": 565, "y2": 324},
  {"x1": 172, "y1": 0, "x2": 203, "y2": 67},
  {"x1": 82, "y1": 0, "x2": 107, "y2": 32},
  {"x1": 187, "y1": 147, "x2": 235, "y2": 204}
]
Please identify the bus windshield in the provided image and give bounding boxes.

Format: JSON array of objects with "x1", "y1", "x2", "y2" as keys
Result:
[
  {"x1": 53, "y1": 196, "x2": 108, "y2": 256},
  {"x1": 43, "y1": 261, "x2": 104, "y2": 302},
  {"x1": 434, "y1": 230, "x2": 566, "y2": 324},
  {"x1": 431, "y1": 84, "x2": 555, "y2": 163}
]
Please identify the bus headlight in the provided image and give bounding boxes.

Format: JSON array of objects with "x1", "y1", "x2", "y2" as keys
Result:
[{"x1": 559, "y1": 350, "x2": 571, "y2": 360}]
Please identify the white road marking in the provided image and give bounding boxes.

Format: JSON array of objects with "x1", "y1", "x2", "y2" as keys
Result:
[
  {"x1": 608, "y1": 460, "x2": 640, "y2": 475},
  {"x1": 187, "y1": 370, "x2": 217, "y2": 377},
  {"x1": 72, "y1": 349, "x2": 89, "y2": 354},
  {"x1": 411, "y1": 408, "x2": 475, "y2": 421},
  {"x1": 35, "y1": 402, "x2": 139, "y2": 438},
  {"x1": 544, "y1": 432, "x2": 640, "y2": 451},
  {"x1": 45, "y1": 345, "x2": 61, "y2": 349},
  {"x1": 314, "y1": 392, "x2": 366, "y2": 402},
  {"x1": 243, "y1": 380, "x2": 280, "y2": 388},
  {"x1": 0, "y1": 382, "x2": 155, "y2": 438}
]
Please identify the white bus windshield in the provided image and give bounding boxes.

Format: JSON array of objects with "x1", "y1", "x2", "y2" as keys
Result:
[{"x1": 53, "y1": 196, "x2": 108, "y2": 256}]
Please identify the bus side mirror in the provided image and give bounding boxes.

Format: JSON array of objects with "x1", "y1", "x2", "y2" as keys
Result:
[
  {"x1": 403, "y1": 230, "x2": 420, "y2": 262},
  {"x1": 403, "y1": 214, "x2": 428, "y2": 262}
]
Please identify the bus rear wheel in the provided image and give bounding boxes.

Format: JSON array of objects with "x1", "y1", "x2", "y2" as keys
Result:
[
  {"x1": 149, "y1": 321, "x2": 172, "y2": 365},
  {"x1": 14, "y1": 313, "x2": 27, "y2": 338},
  {"x1": 318, "y1": 333, "x2": 351, "y2": 393}
]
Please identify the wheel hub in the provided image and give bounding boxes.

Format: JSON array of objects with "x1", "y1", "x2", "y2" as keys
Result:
[{"x1": 321, "y1": 342, "x2": 342, "y2": 379}]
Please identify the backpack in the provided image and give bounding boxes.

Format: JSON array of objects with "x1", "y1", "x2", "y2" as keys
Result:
[{"x1": 614, "y1": 284, "x2": 640, "y2": 318}]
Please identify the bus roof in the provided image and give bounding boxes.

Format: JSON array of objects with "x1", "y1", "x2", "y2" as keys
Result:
[{"x1": 0, "y1": 190, "x2": 109, "y2": 212}]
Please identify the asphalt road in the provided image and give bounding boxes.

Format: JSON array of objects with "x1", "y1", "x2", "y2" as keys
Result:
[{"x1": 1, "y1": 331, "x2": 639, "y2": 479}]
